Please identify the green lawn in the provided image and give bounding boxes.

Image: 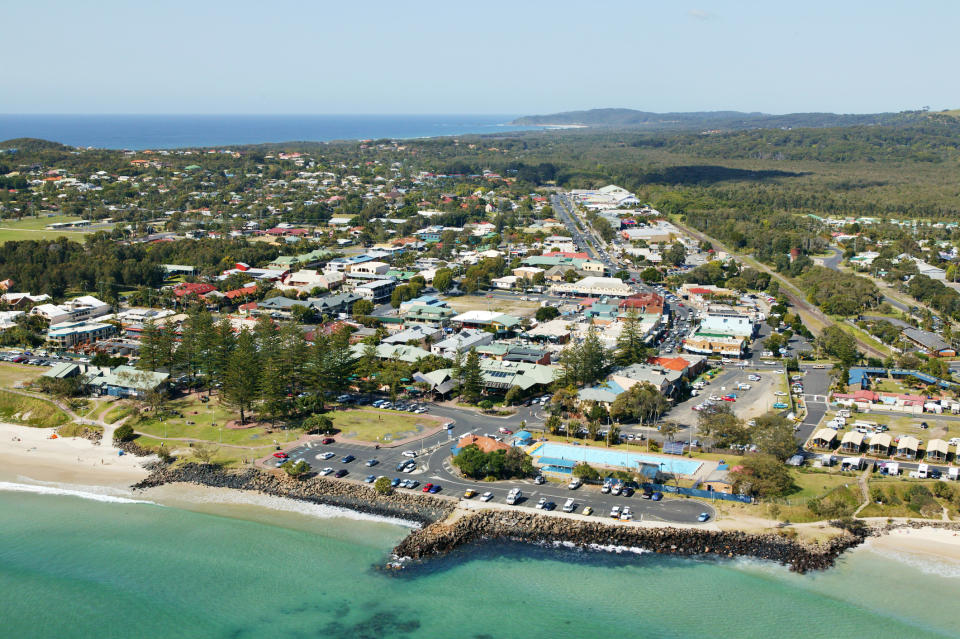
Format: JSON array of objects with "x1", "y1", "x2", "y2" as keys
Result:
[
  {"x1": 331, "y1": 408, "x2": 443, "y2": 443},
  {"x1": 0, "y1": 390, "x2": 69, "y2": 428},
  {"x1": 0, "y1": 363, "x2": 45, "y2": 389},
  {"x1": 0, "y1": 215, "x2": 114, "y2": 244},
  {"x1": 789, "y1": 469, "x2": 859, "y2": 500}
]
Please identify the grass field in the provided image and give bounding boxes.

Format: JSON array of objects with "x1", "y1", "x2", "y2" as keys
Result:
[
  {"x1": 825, "y1": 410, "x2": 960, "y2": 441},
  {"x1": 0, "y1": 390, "x2": 69, "y2": 428},
  {"x1": 444, "y1": 295, "x2": 540, "y2": 318},
  {"x1": 0, "y1": 363, "x2": 45, "y2": 389},
  {"x1": 0, "y1": 215, "x2": 98, "y2": 244},
  {"x1": 331, "y1": 408, "x2": 443, "y2": 443},
  {"x1": 789, "y1": 469, "x2": 858, "y2": 501}
]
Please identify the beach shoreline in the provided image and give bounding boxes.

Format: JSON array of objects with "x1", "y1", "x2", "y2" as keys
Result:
[{"x1": 0, "y1": 422, "x2": 151, "y2": 488}]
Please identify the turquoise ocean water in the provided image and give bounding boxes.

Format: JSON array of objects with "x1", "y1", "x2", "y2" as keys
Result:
[{"x1": 1, "y1": 488, "x2": 958, "y2": 639}]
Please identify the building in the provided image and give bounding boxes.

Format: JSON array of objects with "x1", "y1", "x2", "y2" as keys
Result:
[
  {"x1": 451, "y1": 434, "x2": 510, "y2": 455},
  {"x1": 307, "y1": 292, "x2": 360, "y2": 316},
  {"x1": 896, "y1": 436, "x2": 920, "y2": 459},
  {"x1": 810, "y1": 429, "x2": 838, "y2": 449},
  {"x1": 927, "y1": 439, "x2": 949, "y2": 462},
  {"x1": 699, "y1": 311, "x2": 755, "y2": 338},
  {"x1": 901, "y1": 327, "x2": 956, "y2": 357},
  {"x1": 682, "y1": 332, "x2": 746, "y2": 358},
  {"x1": 31, "y1": 296, "x2": 111, "y2": 325},
  {"x1": 46, "y1": 320, "x2": 116, "y2": 348},
  {"x1": 279, "y1": 269, "x2": 344, "y2": 293},
  {"x1": 550, "y1": 276, "x2": 633, "y2": 298},
  {"x1": 431, "y1": 329, "x2": 494, "y2": 359},
  {"x1": 450, "y1": 310, "x2": 522, "y2": 333},
  {"x1": 840, "y1": 431, "x2": 864, "y2": 454},
  {"x1": 42, "y1": 362, "x2": 168, "y2": 398},
  {"x1": 354, "y1": 280, "x2": 396, "y2": 304},
  {"x1": 868, "y1": 433, "x2": 892, "y2": 457}
]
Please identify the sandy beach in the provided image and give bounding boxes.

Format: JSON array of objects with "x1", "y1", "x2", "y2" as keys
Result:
[
  {"x1": 866, "y1": 526, "x2": 960, "y2": 565},
  {"x1": 0, "y1": 422, "x2": 152, "y2": 488}
]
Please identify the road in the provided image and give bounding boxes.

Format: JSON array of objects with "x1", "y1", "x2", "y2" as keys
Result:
[
  {"x1": 280, "y1": 403, "x2": 715, "y2": 525},
  {"x1": 672, "y1": 220, "x2": 890, "y2": 360},
  {"x1": 818, "y1": 247, "x2": 910, "y2": 312}
]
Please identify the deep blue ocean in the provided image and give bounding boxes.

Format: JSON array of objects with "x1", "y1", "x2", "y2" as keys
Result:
[{"x1": 0, "y1": 114, "x2": 536, "y2": 150}]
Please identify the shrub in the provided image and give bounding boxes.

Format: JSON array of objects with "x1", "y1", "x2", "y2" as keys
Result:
[
  {"x1": 374, "y1": 476, "x2": 393, "y2": 495},
  {"x1": 113, "y1": 424, "x2": 134, "y2": 442}
]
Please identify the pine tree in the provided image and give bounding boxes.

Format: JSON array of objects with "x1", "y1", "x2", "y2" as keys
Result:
[
  {"x1": 137, "y1": 319, "x2": 161, "y2": 371},
  {"x1": 615, "y1": 309, "x2": 649, "y2": 366},
  {"x1": 461, "y1": 348, "x2": 484, "y2": 404},
  {"x1": 222, "y1": 329, "x2": 259, "y2": 425}
]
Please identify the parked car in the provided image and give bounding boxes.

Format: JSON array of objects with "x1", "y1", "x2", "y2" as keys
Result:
[
  {"x1": 609, "y1": 506, "x2": 621, "y2": 518},
  {"x1": 272, "y1": 452, "x2": 288, "y2": 459},
  {"x1": 402, "y1": 450, "x2": 417, "y2": 458},
  {"x1": 334, "y1": 469, "x2": 348, "y2": 478},
  {"x1": 652, "y1": 492, "x2": 663, "y2": 501},
  {"x1": 318, "y1": 467, "x2": 334, "y2": 476},
  {"x1": 321, "y1": 438, "x2": 335, "y2": 444},
  {"x1": 340, "y1": 455, "x2": 355, "y2": 463},
  {"x1": 697, "y1": 512, "x2": 710, "y2": 522},
  {"x1": 364, "y1": 475, "x2": 376, "y2": 483},
  {"x1": 317, "y1": 452, "x2": 335, "y2": 460},
  {"x1": 428, "y1": 484, "x2": 441, "y2": 494},
  {"x1": 365, "y1": 459, "x2": 378, "y2": 467},
  {"x1": 422, "y1": 483, "x2": 434, "y2": 493},
  {"x1": 536, "y1": 497, "x2": 547, "y2": 509},
  {"x1": 480, "y1": 491, "x2": 494, "y2": 502},
  {"x1": 582, "y1": 506, "x2": 593, "y2": 516},
  {"x1": 542, "y1": 501, "x2": 556, "y2": 511},
  {"x1": 464, "y1": 489, "x2": 477, "y2": 498}
]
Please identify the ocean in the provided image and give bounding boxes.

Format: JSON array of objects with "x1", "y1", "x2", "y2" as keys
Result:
[
  {"x1": 1, "y1": 485, "x2": 957, "y2": 639},
  {"x1": 0, "y1": 114, "x2": 536, "y2": 150}
]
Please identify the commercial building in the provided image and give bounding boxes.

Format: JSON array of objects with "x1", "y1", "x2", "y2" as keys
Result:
[
  {"x1": 550, "y1": 276, "x2": 634, "y2": 298},
  {"x1": 46, "y1": 320, "x2": 116, "y2": 348},
  {"x1": 354, "y1": 280, "x2": 396, "y2": 303},
  {"x1": 682, "y1": 332, "x2": 747, "y2": 358}
]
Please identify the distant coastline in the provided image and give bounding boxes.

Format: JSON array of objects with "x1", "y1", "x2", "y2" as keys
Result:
[{"x1": 0, "y1": 114, "x2": 538, "y2": 150}]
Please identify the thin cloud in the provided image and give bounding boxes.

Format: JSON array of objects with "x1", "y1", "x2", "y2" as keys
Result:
[{"x1": 687, "y1": 9, "x2": 716, "y2": 21}]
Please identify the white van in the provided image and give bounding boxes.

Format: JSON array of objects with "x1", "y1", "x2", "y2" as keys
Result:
[
  {"x1": 917, "y1": 464, "x2": 929, "y2": 479},
  {"x1": 563, "y1": 498, "x2": 576, "y2": 513}
]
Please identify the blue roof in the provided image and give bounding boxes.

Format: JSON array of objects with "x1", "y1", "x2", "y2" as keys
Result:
[
  {"x1": 513, "y1": 430, "x2": 533, "y2": 440},
  {"x1": 848, "y1": 367, "x2": 887, "y2": 385}
]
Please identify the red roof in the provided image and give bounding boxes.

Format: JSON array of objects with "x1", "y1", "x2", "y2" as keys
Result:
[
  {"x1": 174, "y1": 282, "x2": 216, "y2": 297},
  {"x1": 223, "y1": 283, "x2": 257, "y2": 300},
  {"x1": 647, "y1": 356, "x2": 689, "y2": 372},
  {"x1": 543, "y1": 251, "x2": 589, "y2": 259},
  {"x1": 688, "y1": 287, "x2": 714, "y2": 295}
]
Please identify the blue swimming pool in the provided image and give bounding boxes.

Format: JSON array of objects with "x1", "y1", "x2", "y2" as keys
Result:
[{"x1": 529, "y1": 442, "x2": 702, "y2": 475}]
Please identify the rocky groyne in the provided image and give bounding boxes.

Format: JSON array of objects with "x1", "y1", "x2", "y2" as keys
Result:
[
  {"x1": 133, "y1": 463, "x2": 871, "y2": 573},
  {"x1": 133, "y1": 463, "x2": 455, "y2": 525},
  {"x1": 392, "y1": 510, "x2": 869, "y2": 573}
]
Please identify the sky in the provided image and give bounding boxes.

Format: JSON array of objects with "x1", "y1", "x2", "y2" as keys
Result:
[{"x1": 3, "y1": 0, "x2": 958, "y2": 115}]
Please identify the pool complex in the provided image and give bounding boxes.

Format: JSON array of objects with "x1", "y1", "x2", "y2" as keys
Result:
[{"x1": 528, "y1": 442, "x2": 703, "y2": 475}]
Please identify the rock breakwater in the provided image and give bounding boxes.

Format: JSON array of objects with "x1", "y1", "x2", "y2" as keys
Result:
[
  {"x1": 133, "y1": 463, "x2": 455, "y2": 525},
  {"x1": 392, "y1": 510, "x2": 868, "y2": 573}
]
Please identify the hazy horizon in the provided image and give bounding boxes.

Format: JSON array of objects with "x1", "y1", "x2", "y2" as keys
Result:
[{"x1": 4, "y1": 1, "x2": 958, "y2": 115}]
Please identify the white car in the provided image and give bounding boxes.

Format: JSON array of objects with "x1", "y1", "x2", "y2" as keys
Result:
[
  {"x1": 318, "y1": 467, "x2": 334, "y2": 476},
  {"x1": 480, "y1": 491, "x2": 493, "y2": 502},
  {"x1": 316, "y1": 452, "x2": 335, "y2": 460},
  {"x1": 609, "y1": 505, "x2": 621, "y2": 518},
  {"x1": 403, "y1": 464, "x2": 417, "y2": 473},
  {"x1": 535, "y1": 497, "x2": 547, "y2": 509},
  {"x1": 620, "y1": 507, "x2": 633, "y2": 521},
  {"x1": 401, "y1": 450, "x2": 417, "y2": 458}
]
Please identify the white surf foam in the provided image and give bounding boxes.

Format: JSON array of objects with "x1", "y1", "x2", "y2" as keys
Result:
[
  {"x1": 0, "y1": 481, "x2": 155, "y2": 505},
  {"x1": 177, "y1": 488, "x2": 422, "y2": 529},
  {"x1": 866, "y1": 546, "x2": 960, "y2": 579}
]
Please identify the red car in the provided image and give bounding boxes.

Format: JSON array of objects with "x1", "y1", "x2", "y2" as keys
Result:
[
  {"x1": 272, "y1": 452, "x2": 288, "y2": 459},
  {"x1": 722, "y1": 396, "x2": 735, "y2": 402},
  {"x1": 422, "y1": 483, "x2": 434, "y2": 493},
  {"x1": 321, "y1": 438, "x2": 335, "y2": 444}
]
